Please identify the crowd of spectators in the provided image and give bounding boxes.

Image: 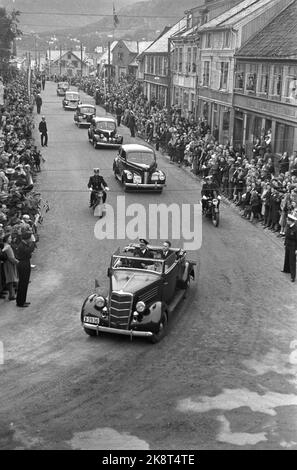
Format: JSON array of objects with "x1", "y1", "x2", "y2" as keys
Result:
[
  {"x1": 60, "y1": 74, "x2": 297, "y2": 238},
  {"x1": 0, "y1": 70, "x2": 48, "y2": 301}
]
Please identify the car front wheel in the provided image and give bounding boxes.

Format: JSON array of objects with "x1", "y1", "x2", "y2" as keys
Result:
[{"x1": 150, "y1": 312, "x2": 168, "y2": 343}]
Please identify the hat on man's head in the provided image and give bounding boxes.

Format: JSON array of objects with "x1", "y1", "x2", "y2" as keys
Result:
[
  {"x1": 22, "y1": 214, "x2": 30, "y2": 220},
  {"x1": 139, "y1": 238, "x2": 149, "y2": 245}
]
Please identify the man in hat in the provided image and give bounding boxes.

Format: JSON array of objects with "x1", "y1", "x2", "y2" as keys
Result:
[
  {"x1": 282, "y1": 211, "x2": 297, "y2": 282},
  {"x1": 38, "y1": 116, "x2": 48, "y2": 147},
  {"x1": 15, "y1": 231, "x2": 35, "y2": 307},
  {"x1": 87, "y1": 168, "x2": 109, "y2": 207},
  {"x1": 35, "y1": 93, "x2": 42, "y2": 114}
]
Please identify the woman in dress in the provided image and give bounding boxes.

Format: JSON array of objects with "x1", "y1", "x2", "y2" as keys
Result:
[{"x1": 2, "y1": 234, "x2": 19, "y2": 300}]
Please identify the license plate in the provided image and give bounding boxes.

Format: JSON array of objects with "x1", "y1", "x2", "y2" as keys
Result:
[{"x1": 84, "y1": 316, "x2": 99, "y2": 325}]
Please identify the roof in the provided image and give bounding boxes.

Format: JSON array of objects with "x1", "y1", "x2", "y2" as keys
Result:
[
  {"x1": 143, "y1": 17, "x2": 187, "y2": 54},
  {"x1": 98, "y1": 41, "x2": 117, "y2": 64},
  {"x1": 121, "y1": 143, "x2": 155, "y2": 152},
  {"x1": 48, "y1": 49, "x2": 87, "y2": 64},
  {"x1": 122, "y1": 40, "x2": 152, "y2": 54},
  {"x1": 93, "y1": 116, "x2": 116, "y2": 122},
  {"x1": 236, "y1": 0, "x2": 297, "y2": 58},
  {"x1": 198, "y1": 0, "x2": 285, "y2": 31}
]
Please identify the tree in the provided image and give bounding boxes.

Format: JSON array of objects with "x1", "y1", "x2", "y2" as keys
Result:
[{"x1": 0, "y1": 7, "x2": 22, "y2": 75}]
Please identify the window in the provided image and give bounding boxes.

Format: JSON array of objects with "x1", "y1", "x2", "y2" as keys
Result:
[
  {"x1": 163, "y1": 57, "x2": 168, "y2": 76},
  {"x1": 219, "y1": 62, "x2": 229, "y2": 90},
  {"x1": 192, "y1": 47, "x2": 197, "y2": 73},
  {"x1": 275, "y1": 123, "x2": 294, "y2": 155},
  {"x1": 245, "y1": 64, "x2": 257, "y2": 93},
  {"x1": 202, "y1": 61, "x2": 210, "y2": 86},
  {"x1": 68, "y1": 53, "x2": 71, "y2": 59},
  {"x1": 259, "y1": 64, "x2": 269, "y2": 94},
  {"x1": 271, "y1": 65, "x2": 283, "y2": 97},
  {"x1": 173, "y1": 48, "x2": 178, "y2": 72},
  {"x1": 205, "y1": 33, "x2": 212, "y2": 49},
  {"x1": 186, "y1": 47, "x2": 192, "y2": 73},
  {"x1": 284, "y1": 66, "x2": 297, "y2": 101},
  {"x1": 234, "y1": 63, "x2": 245, "y2": 90},
  {"x1": 178, "y1": 48, "x2": 183, "y2": 73},
  {"x1": 72, "y1": 61, "x2": 78, "y2": 68},
  {"x1": 223, "y1": 31, "x2": 231, "y2": 48}
]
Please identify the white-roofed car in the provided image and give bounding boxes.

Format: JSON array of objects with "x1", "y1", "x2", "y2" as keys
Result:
[
  {"x1": 62, "y1": 90, "x2": 81, "y2": 110},
  {"x1": 74, "y1": 103, "x2": 96, "y2": 128},
  {"x1": 113, "y1": 143, "x2": 166, "y2": 192},
  {"x1": 88, "y1": 116, "x2": 123, "y2": 148}
]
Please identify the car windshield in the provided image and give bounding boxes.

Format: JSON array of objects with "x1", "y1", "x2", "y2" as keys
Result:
[
  {"x1": 66, "y1": 93, "x2": 79, "y2": 100},
  {"x1": 127, "y1": 151, "x2": 155, "y2": 166},
  {"x1": 79, "y1": 107, "x2": 94, "y2": 114},
  {"x1": 95, "y1": 121, "x2": 115, "y2": 131},
  {"x1": 111, "y1": 269, "x2": 161, "y2": 293}
]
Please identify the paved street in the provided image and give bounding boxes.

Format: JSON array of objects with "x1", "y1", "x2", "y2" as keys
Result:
[{"x1": 0, "y1": 81, "x2": 297, "y2": 450}]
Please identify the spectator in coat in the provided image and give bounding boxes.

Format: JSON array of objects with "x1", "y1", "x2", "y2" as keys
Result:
[
  {"x1": 282, "y1": 211, "x2": 297, "y2": 282},
  {"x1": 2, "y1": 234, "x2": 18, "y2": 300},
  {"x1": 38, "y1": 116, "x2": 48, "y2": 147},
  {"x1": 35, "y1": 93, "x2": 42, "y2": 114}
]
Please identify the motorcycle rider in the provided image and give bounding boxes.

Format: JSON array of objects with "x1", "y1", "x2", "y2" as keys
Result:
[
  {"x1": 87, "y1": 168, "x2": 109, "y2": 207},
  {"x1": 201, "y1": 175, "x2": 220, "y2": 213}
]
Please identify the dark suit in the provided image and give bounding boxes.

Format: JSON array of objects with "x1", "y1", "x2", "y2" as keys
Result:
[
  {"x1": 133, "y1": 247, "x2": 154, "y2": 268},
  {"x1": 15, "y1": 240, "x2": 35, "y2": 306},
  {"x1": 160, "y1": 249, "x2": 174, "y2": 259},
  {"x1": 283, "y1": 222, "x2": 297, "y2": 281},
  {"x1": 38, "y1": 120, "x2": 48, "y2": 146},
  {"x1": 88, "y1": 175, "x2": 108, "y2": 205}
]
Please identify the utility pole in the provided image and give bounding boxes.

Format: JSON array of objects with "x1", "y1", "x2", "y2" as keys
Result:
[
  {"x1": 59, "y1": 45, "x2": 62, "y2": 76},
  {"x1": 108, "y1": 41, "x2": 111, "y2": 93},
  {"x1": 80, "y1": 42, "x2": 83, "y2": 76},
  {"x1": 48, "y1": 46, "x2": 51, "y2": 79}
]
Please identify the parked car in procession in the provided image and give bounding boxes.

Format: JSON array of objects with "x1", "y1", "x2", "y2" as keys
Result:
[
  {"x1": 74, "y1": 104, "x2": 96, "y2": 128},
  {"x1": 81, "y1": 244, "x2": 196, "y2": 343},
  {"x1": 62, "y1": 90, "x2": 81, "y2": 110},
  {"x1": 88, "y1": 116, "x2": 123, "y2": 148},
  {"x1": 56, "y1": 81, "x2": 69, "y2": 96},
  {"x1": 113, "y1": 143, "x2": 166, "y2": 192}
]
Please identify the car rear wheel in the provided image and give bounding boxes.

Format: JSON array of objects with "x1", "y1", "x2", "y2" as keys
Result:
[
  {"x1": 150, "y1": 312, "x2": 168, "y2": 343},
  {"x1": 212, "y1": 211, "x2": 219, "y2": 227},
  {"x1": 93, "y1": 141, "x2": 97, "y2": 149},
  {"x1": 84, "y1": 327, "x2": 97, "y2": 337}
]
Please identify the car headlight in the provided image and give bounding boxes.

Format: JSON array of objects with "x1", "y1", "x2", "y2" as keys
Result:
[
  {"x1": 64, "y1": 100, "x2": 69, "y2": 104},
  {"x1": 100, "y1": 134, "x2": 104, "y2": 138},
  {"x1": 95, "y1": 295, "x2": 106, "y2": 308},
  {"x1": 159, "y1": 174, "x2": 165, "y2": 181},
  {"x1": 126, "y1": 171, "x2": 133, "y2": 179},
  {"x1": 136, "y1": 301, "x2": 146, "y2": 313}
]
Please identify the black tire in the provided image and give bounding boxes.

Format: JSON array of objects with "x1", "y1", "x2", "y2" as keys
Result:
[
  {"x1": 150, "y1": 312, "x2": 168, "y2": 343},
  {"x1": 84, "y1": 327, "x2": 97, "y2": 337},
  {"x1": 93, "y1": 140, "x2": 97, "y2": 149},
  {"x1": 212, "y1": 211, "x2": 219, "y2": 227}
]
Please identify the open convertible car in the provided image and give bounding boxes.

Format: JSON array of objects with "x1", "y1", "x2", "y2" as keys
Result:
[
  {"x1": 74, "y1": 104, "x2": 96, "y2": 128},
  {"x1": 88, "y1": 116, "x2": 123, "y2": 148},
  {"x1": 81, "y1": 244, "x2": 195, "y2": 343},
  {"x1": 113, "y1": 144, "x2": 166, "y2": 192},
  {"x1": 56, "y1": 81, "x2": 69, "y2": 96}
]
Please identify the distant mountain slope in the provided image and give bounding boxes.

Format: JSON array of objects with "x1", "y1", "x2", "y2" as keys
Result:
[{"x1": 0, "y1": 0, "x2": 139, "y2": 32}]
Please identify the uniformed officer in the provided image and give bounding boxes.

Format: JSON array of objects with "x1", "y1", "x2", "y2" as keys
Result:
[{"x1": 282, "y1": 211, "x2": 297, "y2": 282}]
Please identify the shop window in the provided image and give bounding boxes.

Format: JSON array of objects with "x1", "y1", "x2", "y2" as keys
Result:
[
  {"x1": 275, "y1": 123, "x2": 294, "y2": 155},
  {"x1": 219, "y1": 62, "x2": 229, "y2": 90},
  {"x1": 202, "y1": 61, "x2": 210, "y2": 86},
  {"x1": 222, "y1": 109, "x2": 230, "y2": 131}
]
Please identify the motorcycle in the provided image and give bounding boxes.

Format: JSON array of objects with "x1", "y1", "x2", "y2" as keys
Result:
[
  {"x1": 90, "y1": 187, "x2": 109, "y2": 218},
  {"x1": 202, "y1": 195, "x2": 221, "y2": 227}
]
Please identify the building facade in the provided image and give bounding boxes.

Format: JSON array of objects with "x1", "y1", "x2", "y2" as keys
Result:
[
  {"x1": 233, "y1": 0, "x2": 297, "y2": 157},
  {"x1": 47, "y1": 50, "x2": 88, "y2": 77},
  {"x1": 197, "y1": 0, "x2": 293, "y2": 144}
]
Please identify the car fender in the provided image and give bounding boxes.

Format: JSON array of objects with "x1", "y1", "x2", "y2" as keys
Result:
[
  {"x1": 140, "y1": 301, "x2": 166, "y2": 327},
  {"x1": 182, "y1": 261, "x2": 195, "y2": 282}
]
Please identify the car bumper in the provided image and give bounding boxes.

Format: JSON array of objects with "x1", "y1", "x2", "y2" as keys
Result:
[
  {"x1": 64, "y1": 104, "x2": 78, "y2": 110},
  {"x1": 76, "y1": 121, "x2": 91, "y2": 127},
  {"x1": 125, "y1": 182, "x2": 165, "y2": 190},
  {"x1": 95, "y1": 141, "x2": 122, "y2": 148},
  {"x1": 82, "y1": 323, "x2": 153, "y2": 338}
]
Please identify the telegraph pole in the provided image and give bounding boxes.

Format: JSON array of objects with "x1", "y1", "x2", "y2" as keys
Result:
[
  {"x1": 80, "y1": 42, "x2": 83, "y2": 76},
  {"x1": 108, "y1": 41, "x2": 111, "y2": 93},
  {"x1": 59, "y1": 44, "x2": 62, "y2": 76}
]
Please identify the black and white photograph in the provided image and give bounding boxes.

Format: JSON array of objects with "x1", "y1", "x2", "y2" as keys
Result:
[{"x1": 1, "y1": 0, "x2": 297, "y2": 454}]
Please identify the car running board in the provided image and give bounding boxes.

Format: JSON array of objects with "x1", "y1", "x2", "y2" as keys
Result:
[{"x1": 167, "y1": 289, "x2": 186, "y2": 314}]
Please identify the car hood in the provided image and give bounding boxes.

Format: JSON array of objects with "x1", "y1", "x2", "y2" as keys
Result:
[{"x1": 111, "y1": 270, "x2": 160, "y2": 294}]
